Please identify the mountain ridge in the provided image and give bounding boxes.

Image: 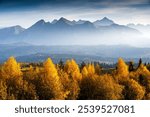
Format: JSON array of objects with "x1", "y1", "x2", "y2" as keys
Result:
[
  {"x1": 0, "y1": 17, "x2": 142, "y2": 45},
  {"x1": 93, "y1": 17, "x2": 115, "y2": 26}
]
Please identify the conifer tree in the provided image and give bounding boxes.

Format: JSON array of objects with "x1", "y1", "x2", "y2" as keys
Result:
[
  {"x1": 0, "y1": 79, "x2": 7, "y2": 100},
  {"x1": 122, "y1": 79, "x2": 145, "y2": 100},
  {"x1": 86, "y1": 64, "x2": 95, "y2": 76},
  {"x1": 64, "y1": 59, "x2": 82, "y2": 81},
  {"x1": 136, "y1": 64, "x2": 150, "y2": 96},
  {"x1": 2, "y1": 56, "x2": 22, "y2": 79},
  {"x1": 116, "y1": 58, "x2": 129, "y2": 78},
  {"x1": 94, "y1": 74, "x2": 123, "y2": 100},
  {"x1": 38, "y1": 58, "x2": 64, "y2": 99},
  {"x1": 1, "y1": 57, "x2": 24, "y2": 99},
  {"x1": 79, "y1": 66, "x2": 96, "y2": 99},
  {"x1": 64, "y1": 59, "x2": 81, "y2": 99},
  {"x1": 138, "y1": 58, "x2": 142, "y2": 68},
  {"x1": 81, "y1": 67, "x2": 88, "y2": 78},
  {"x1": 129, "y1": 61, "x2": 134, "y2": 72}
]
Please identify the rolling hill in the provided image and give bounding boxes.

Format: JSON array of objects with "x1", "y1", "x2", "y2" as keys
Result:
[{"x1": 0, "y1": 43, "x2": 150, "y2": 63}]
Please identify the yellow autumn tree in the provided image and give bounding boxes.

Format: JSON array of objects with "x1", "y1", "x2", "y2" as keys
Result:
[
  {"x1": 80, "y1": 66, "x2": 123, "y2": 100},
  {"x1": 1, "y1": 57, "x2": 37, "y2": 99},
  {"x1": 122, "y1": 79, "x2": 145, "y2": 100},
  {"x1": 116, "y1": 58, "x2": 129, "y2": 80},
  {"x1": 130, "y1": 64, "x2": 149, "y2": 81},
  {"x1": 64, "y1": 59, "x2": 81, "y2": 99},
  {"x1": 2, "y1": 56, "x2": 22, "y2": 79},
  {"x1": 81, "y1": 63, "x2": 96, "y2": 78},
  {"x1": 81, "y1": 67, "x2": 88, "y2": 78},
  {"x1": 94, "y1": 74, "x2": 123, "y2": 100},
  {"x1": 37, "y1": 58, "x2": 64, "y2": 100},
  {"x1": 0, "y1": 79, "x2": 7, "y2": 100},
  {"x1": 134, "y1": 64, "x2": 150, "y2": 99},
  {"x1": 137, "y1": 64, "x2": 150, "y2": 76},
  {"x1": 79, "y1": 66, "x2": 96, "y2": 99},
  {"x1": 56, "y1": 66, "x2": 70, "y2": 99},
  {"x1": 21, "y1": 81, "x2": 38, "y2": 100},
  {"x1": 64, "y1": 59, "x2": 82, "y2": 81},
  {"x1": 1, "y1": 57, "x2": 24, "y2": 99},
  {"x1": 24, "y1": 65, "x2": 40, "y2": 83},
  {"x1": 86, "y1": 64, "x2": 95, "y2": 76}
]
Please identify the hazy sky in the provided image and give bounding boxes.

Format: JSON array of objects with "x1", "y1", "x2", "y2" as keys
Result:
[{"x1": 0, "y1": 0, "x2": 150, "y2": 28}]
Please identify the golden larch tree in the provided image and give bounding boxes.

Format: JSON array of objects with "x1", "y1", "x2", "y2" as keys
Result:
[
  {"x1": 116, "y1": 58, "x2": 129, "y2": 78},
  {"x1": 38, "y1": 58, "x2": 64, "y2": 99},
  {"x1": 64, "y1": 59, "x2": 82, "y2": 81},
  {"x1": 81, "y1": 66, "x2": 88, "y2": 78},
  {"x1": 64, "y1": 59, "x2": 81, "y2": 99},
  {"x1": 86, "y1": 64, "x2": 95, "y2": 76},
  {"x1": 137, "y1": 64, "x2": 150, "y2": 76},
  {"x1": 135, "y1": 64, "x2": 150, "y2": 99},
  {"x1": 122, "y1": 79, "x2": 145, "y2": 100},
  {"x1": 2, "y1": 56, "x2": 22, "y2": 79},
  {"x1": 1, "y1": 57, "x2": 24, "y2": 99},
  {"x1": 79, "y1": 66, "x2": 96, "y2": 99},
  {"x1": 0, "y1": 79, "x2": 7, "y2": 100},
  {"x1": 94, "y1": 74, "x2": 123, "y2": 100}
]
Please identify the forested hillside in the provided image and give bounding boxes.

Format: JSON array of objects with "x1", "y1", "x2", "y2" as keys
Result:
[{"x1": 0, "y1": 57, "x2": 150, "y2": 100}]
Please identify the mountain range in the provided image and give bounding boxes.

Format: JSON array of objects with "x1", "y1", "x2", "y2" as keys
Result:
[
  {"x1": 0, "y1": 17, "x2": 141, "y2": 45},
  {"x1": 0, "y1": 17, "x2": 150, "y2": 63},
  {"x1": 127, "y1": 23, "x2": 150, "y2": 37}
]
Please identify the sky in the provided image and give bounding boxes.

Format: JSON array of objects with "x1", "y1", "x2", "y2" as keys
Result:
[{"x1": 0, "y1": 0, "x2": 150, "y2": 28}]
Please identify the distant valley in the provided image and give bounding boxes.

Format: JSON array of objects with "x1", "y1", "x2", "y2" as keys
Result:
[{"x1": 0, "y1": 43, "x2": 150, "y2": 63}]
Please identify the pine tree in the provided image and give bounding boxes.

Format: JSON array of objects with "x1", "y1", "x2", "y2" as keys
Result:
[
  {"x1": 138, "y1": 58, "x2": 142, "y2": 68},
  {"x1": 80, "y1": 61, "x2": 86, "y2": 70},
  {"x1": 129, "y1": 61, "x2": 134, "y2": 72},
  {"x1": 58, "y1": 59, "x2": 64, "y2": 69}
]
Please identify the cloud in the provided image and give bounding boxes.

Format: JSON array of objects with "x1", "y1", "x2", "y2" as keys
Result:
[
  {"x1": 0, "y1": 0, "x2": 150, "y2": 28},
  {"x1": 0, "y1": 0, "x2": 149, "y2": 8},
  {"x1": 0, "y1": 0, "x2": 149, "y2": 15}
]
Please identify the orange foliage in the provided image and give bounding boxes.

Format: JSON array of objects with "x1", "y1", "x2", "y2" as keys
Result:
[
  {"x1": 0, "y1": 57, "x2": 149, "y2": 100},
  {"x1": 117, "y1": 58, "x2": 129, "y2": 77},
  {"x1": 2, "y1": 57, "x2": 22, "y2": 79}
]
